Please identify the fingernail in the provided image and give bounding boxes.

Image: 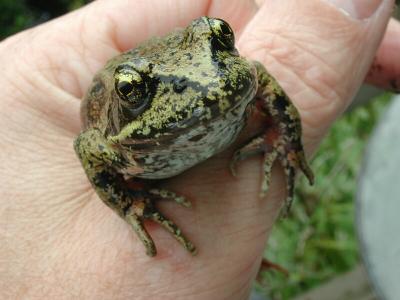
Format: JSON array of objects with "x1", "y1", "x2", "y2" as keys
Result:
[{"x1": 326, "y1": 0, "x2": 384, "y2": 19}]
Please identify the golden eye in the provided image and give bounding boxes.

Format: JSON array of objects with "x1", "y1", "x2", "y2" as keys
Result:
[
  {"x1": 209, "y1": 18, "x2": 235, "y2": 50},
  {"x1": 114, "y1": 65, "x2": 145, "y2": 106}
]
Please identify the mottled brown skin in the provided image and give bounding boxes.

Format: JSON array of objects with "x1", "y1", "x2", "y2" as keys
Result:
[{"x1": 74, "y1": 17, "x2": 314, "y2": 256}]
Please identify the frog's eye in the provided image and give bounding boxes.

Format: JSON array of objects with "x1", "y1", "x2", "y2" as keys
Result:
[
  {"x1": 209, "y1": 18, "x2": 235, "y2": 51},
  {"x1": 114, "y1": 66, "x2": 146, "y2": 106}
]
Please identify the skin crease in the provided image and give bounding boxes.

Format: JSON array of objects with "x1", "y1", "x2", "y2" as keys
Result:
[{"x1": 0, "y1": 0, "x2": 397, "y2": 299}]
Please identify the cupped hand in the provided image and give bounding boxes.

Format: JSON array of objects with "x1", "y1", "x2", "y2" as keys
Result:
[{"x1": 0, "y1": 0, "x2": 397, "y2": 299}]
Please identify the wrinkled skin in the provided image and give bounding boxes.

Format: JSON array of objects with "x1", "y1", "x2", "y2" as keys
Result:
[
  {"x1": 1, "y1": 0, "x2": 398, "y2": 299},
  {"x1": 74, "y1": 17, "x2": 313, "y2": 256}
]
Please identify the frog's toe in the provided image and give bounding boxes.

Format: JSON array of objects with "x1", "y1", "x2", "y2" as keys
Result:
[
  {"x1": 280, "y1": 148, "x2": 314, "y2": 215},
  {"x1": 260, "y1": 150, "x2": 278, "y2": 197},
  {"x1": 280, "y1": 158, "x2": 296, "y2": 216},
  {"x1": 149, "y1": 188, "x2": 191, "y2": 208},
  {"x1": 230, "y1": 136, "x2": 264, "y2": 177},
  {"x1": 298, "y1": 152, "x2": 315, "y2": 186},
  {"x1": 146, "y1": 209, "x2": 197, "y2": 255},
  {"x1": 125, "y1": 208, "x2": 157, "y2": 256},
  {"x1": 231, "y1": 135, "x2": 276, "y2": 195}
]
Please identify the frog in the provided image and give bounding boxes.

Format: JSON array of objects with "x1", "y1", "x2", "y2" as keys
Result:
[{"x1": 74, "y1": 17, "x2": 314, "y2": 257}]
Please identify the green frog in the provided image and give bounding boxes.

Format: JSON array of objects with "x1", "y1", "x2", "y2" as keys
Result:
[{"x1": 74, "y1": 17, "x2": 314, "y2": 256}]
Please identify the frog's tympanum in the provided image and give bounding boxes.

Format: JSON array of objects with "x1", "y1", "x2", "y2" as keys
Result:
[{"x1": 74, "y1": 17, "x2": 314, "y2": 256}]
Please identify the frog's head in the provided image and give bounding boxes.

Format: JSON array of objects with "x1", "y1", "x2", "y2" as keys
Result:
[{"x1": 108, "y1": 17, "x2": 257, "y2": 142}]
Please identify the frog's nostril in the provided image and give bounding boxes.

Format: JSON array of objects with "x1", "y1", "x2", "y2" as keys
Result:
[{"x1": 173, "y1": 78, "x2": 188, "y2": 93}]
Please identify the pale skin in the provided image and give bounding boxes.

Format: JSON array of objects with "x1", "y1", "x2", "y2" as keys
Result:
[{"x1": 0, "y1": 0, "x2": 399, "y2": 299}]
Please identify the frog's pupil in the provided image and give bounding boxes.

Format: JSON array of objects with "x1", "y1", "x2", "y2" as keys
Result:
[
  {"x1": 210, "y1": 19, "x2": 235, "y2": 51},
  {"x1": 220, "y1": 22, "x2": 232, "y2": 36},
  {"x1": 118, "y1": 81, "x2": 134, "y2": 96}
]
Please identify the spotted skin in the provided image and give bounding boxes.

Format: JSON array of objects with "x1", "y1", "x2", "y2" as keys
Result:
[
  {"x1": 74, "y1": 17, "x2": 314, "y2": 256},
  {"x1": 231, "y1": 62, "x2": 314, "y2": 214}
]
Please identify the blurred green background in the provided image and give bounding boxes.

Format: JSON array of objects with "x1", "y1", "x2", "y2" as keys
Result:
[
  {"x1": 261, "y1": 93, "x2": 392, "y2": 299},
  {"x1": 1, "y1": 1, "x2": 397, "y2": 299},
  {"x1": 0, "y1": 0, "x2": 90, "y2": 39}
]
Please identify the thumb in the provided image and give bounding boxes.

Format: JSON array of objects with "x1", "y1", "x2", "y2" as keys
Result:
[{"x1": 238, "y1": 0, "x2": 395, "y2": 151}]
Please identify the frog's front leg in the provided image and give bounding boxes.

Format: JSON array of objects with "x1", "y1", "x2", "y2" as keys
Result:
[
  {"x1": 74, "y1": 128, "x2": 196, "y2": 256},
  {"x1": 231, "y1": 62, "x2": 314, "y2": 214}
]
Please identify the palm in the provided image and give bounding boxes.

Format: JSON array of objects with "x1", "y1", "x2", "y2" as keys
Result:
[{"x1": 0, "y1": 0, "x2": 394, "y2": 299}]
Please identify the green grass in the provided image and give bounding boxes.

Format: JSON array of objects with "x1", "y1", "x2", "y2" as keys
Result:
[{"x1": 258, "y1": 93, "x2": 392, "y2": 299}]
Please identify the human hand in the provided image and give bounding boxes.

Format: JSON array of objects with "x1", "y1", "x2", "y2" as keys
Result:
[{"x1": 0, "y1": 0, "x2": 397, "y2": 299}]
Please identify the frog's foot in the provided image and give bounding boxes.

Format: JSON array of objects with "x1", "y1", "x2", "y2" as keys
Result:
[
  {"x1": 125, "y1": 195, "x2": 196, "y2": 257},
  {"x1": 230, "y1": 129, "x2": 314, "y2": 214},
  {"x1": 149, "y1": 188, "x2": 191, "y2": 208}
]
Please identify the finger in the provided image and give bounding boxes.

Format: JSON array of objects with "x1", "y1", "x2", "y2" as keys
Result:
[
  {"x1": 7, "y1": 0, "x2": 257, "y2": 99},
  {"x1": 365, "y1": 18, "x2": 400, "y2": 92},
  {"x1": 83, "y1": 0, "x2": 257, "y2": 52},
  {"x1": 92, "y1": 0, "x2": 257, "y2": 51},
  {"x1": 238, "y1": 0, "x2": 394, "y2": 151}
]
